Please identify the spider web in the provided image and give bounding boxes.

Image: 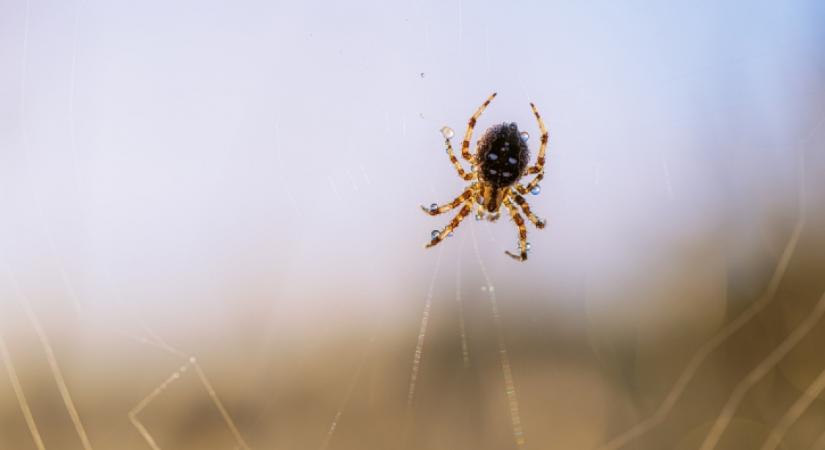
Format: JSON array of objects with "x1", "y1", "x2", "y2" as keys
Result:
[{"x1": 2, "y1": 1, "x2": 825, "y2": 449}]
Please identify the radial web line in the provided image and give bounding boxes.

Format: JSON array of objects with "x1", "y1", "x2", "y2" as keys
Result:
[
  {"x1": 0, "y1": 325, "x2": 45, "y2": 450},
  {"x1": 761, "y1": 355, "x2": 825, "y2": 450},
  {"x1": 129, "y1": 368, "x2": 184, "y2": 450},
  {"x1": 598, "y1": 138, "x2": 809, "y2": 450},
  {"x1": 470, "y1": 221, "x2": 526, "y2": 449},
  {"x1": 192, "y1": 359, "x2": 251, "y2": 449},
  {"x1": 3, "y1": 259, "x2": 93, "y2": 449},
  {"x1": 456, "y1": 236, "x2": 470, "y2": 368},
  {"x1": 700, "y1": 289, "x2": 825, "y2": 449},
  {"x1": 319, "y1": 337, "x2": 374, "y2": 450},
  {"x1": 127, "y1": 335, "x2": 251, "y2": 450},
  {"x1": 407, "y1": 246, "x2": 444, "y2": 408}
]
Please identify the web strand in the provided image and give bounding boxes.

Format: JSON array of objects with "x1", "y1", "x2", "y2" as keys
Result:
[
  {"x1": 760, "y1": 359, "x2": 825, "y2": 449},
  {"x1": 598, "y1": 127, "x2": 811, "y2": 450},
  {"x1": 470, "y1": 221, "x2": 526, "y2": 450},
  {"x1": 3, "y1": 260, "x2": 93, "y2": 450},
  {"x1": 407, "y1": 246, "x2": 444, "y2": 408},
  {"x1": 0, "y1": 325, "x2": 45, "y2": 450}
]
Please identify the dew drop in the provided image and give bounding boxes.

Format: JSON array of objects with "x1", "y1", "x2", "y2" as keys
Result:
[
  {"x1": 537, "y1": 218, "x2": 547, "y2": 227},
  {"x1": 431, "y1": 230, "x2": 440, "y2": 239},
  {"x1": 440, "y1": 126, "x2": 454, "y2": 139},
  {"x1": 429, "y1": 203, "x2": 438, "y2": 212},
  {"x1": 520, "y1": 131, "x2": 530, "y2": 142},
  {"x1": 448, "y1": 231, "x2": 454, "y2": 237},
  {"x1": 531, "y1": 185, "x2": 541, "y2": 195},
  {"x1": 525, "y1": 242, "x2": 532, "y2": 252},
  {"x1": 487, "y1": 153, "x2": 498, "y2": 160}
]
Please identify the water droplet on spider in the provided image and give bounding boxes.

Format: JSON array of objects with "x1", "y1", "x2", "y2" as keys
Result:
[
  {"x1": 475, "y1": 214, "x2": 484, "y2": 221},
  {"x1": 525, "y1": 242, "x2": 532, "y2": 252},
  {"x1": 431, "y1": 230, "x2": 440, "y2": 239},
  {"x1": 520, "y1": 131, "x2": 530, "y2": 142},
  {"x1": 429, "y1": 203, "x2": 438, "y2": 212},
  {"x1": 537, "y1": 218, "x2": 547, "y2": 227},
  {"x1": 447, "y1": 231, "x2": 454, "y2": 237},
  {"x1": 487, "y1": 153, "x2": 498, "y2": 160},
  {"x1": 440, "y1": 126, "x2": 454, "y2": 139},
  {"x1": 508, "y1": 157, "x2": 517, "y2": 165},
  {"x1": 531, "y1": 185, "x2": 541, "y2": 195}
]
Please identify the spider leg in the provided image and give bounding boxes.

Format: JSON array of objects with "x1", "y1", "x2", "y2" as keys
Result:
[
  {"x1": 526, "y1": 102, "x2": 548, "y2": 175},
  {"x1": 461, "y1": 92, "x2": 497, "y2": 164},
  {"x1": 503, "y1": 197, "x2": 529, "y2": 261},
  {"x1": 443, "y1": 134, "x2": 476, "y2": 181},
  {"x1": 510, "y1": 191, "x2": 546, "y2": 229},
  {"x1": 515, "y1": 172, "x2": 544, "y2": 196},
  {"x1": 425, "y1": 200, "x2": 473, "y2": 248},
  {"x1": 420, "y1": 185, "x2": 475, "y2": 216}
]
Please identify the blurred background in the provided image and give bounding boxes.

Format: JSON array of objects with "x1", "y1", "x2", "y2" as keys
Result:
[{"x1": 1, "y1": 0, "x2": 825, "y2": 448}]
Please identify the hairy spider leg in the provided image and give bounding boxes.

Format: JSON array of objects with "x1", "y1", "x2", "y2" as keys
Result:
[
  {"x1": 421, "y1": 185, "x2": 477, "y2": 216},
  {"x1": 527, "y1": 102, "x2": 549, "y2": 175},
  {"x1": 461, "y1": 92, "x2": 497, "y2": 164},
  {"x1": 503, "y1": 197, "x2": 529, "y2": 261},
  {"x1": 510, "y1": 192, "x2": 545, "y2": 229},
  {"x1": 443, "y1": 134, "x2": 476, "y2": 181},
  {"x1": 425, "y1": 201, "x2": 473, "y2": 248},
  {"x1": 515, "y1": 172, "x2": 544, "y2": 195}
]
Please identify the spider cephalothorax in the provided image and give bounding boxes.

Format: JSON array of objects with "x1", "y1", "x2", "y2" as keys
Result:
[{"x1": 421, "y1": 93, "x2": 549, "y2": 261}]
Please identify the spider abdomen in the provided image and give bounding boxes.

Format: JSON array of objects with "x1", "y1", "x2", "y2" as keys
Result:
[{"x1": 476, "y1": 122, "x2": 529, "y2": 189}]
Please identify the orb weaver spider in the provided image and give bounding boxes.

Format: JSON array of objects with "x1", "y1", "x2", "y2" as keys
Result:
[{"x1": 421, "y1": 93, "x2": 549, "y2": 261}]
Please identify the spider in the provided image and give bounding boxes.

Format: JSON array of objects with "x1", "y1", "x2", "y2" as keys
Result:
[{"x1": 421, "y1": 92, "x2": 549, "y2": 261}]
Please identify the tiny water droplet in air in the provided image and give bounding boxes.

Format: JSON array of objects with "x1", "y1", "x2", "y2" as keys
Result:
[
  {"x1": 531, "y1": 185, "x2": 541, "y2": 195},
  {"x1": 520, "y1": 131, "x2": 529, "y2": 141},
  {"x1": 440, "y1": 126, "x2": 454, "y2": 139}
]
